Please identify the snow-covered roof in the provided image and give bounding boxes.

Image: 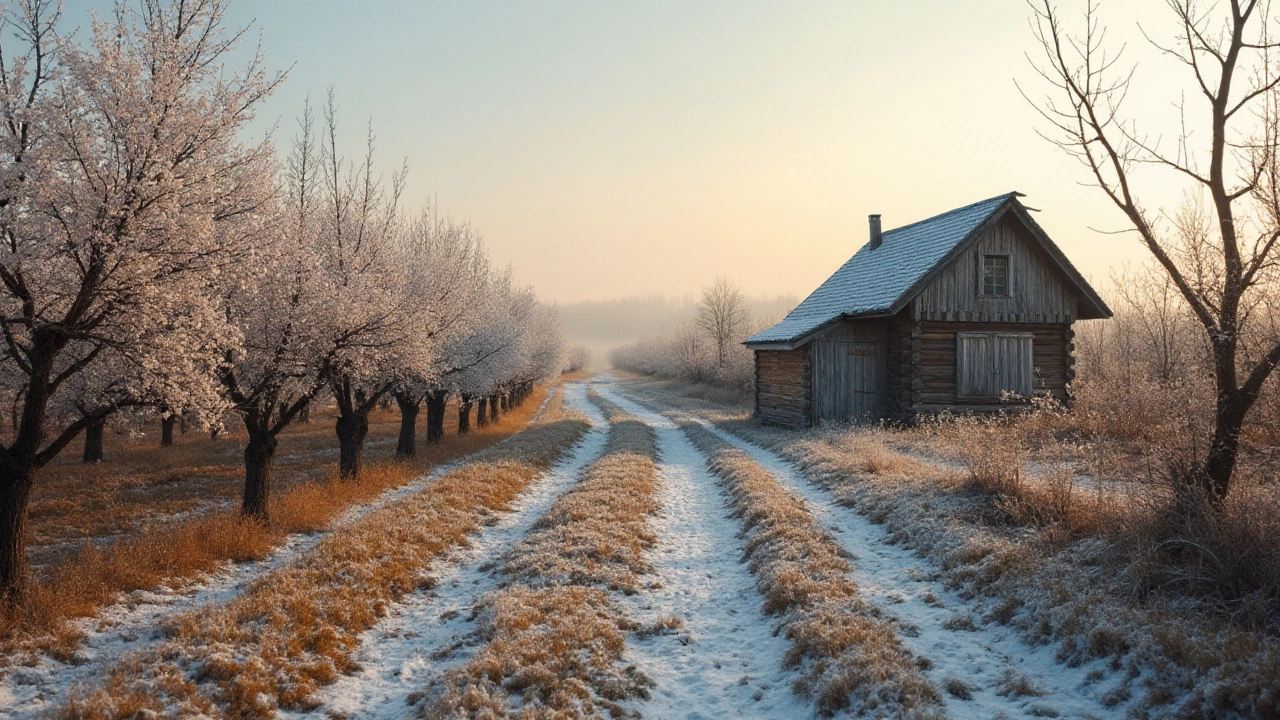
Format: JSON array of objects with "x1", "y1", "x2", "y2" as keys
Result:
[{"x1": 745, "y1": 193, "x2": 1109, "y2": 347}]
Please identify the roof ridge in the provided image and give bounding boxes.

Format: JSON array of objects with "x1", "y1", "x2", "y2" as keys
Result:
[{"x1": 880, "y1": 192, "x2": 1017, "y2": 239}]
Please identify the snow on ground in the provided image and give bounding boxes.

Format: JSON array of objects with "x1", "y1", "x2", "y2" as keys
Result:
[
  {"x1": 288, "y1": 382, "x2": 610, "y2": 720},
  {"x1": 686, "y1": 414, "x2": 1129, "y2": 720},
  {"x1": 595, "y1": 382, "x2": 812, "y2": 720},
  {"x1": 0, "y1": 418, "x2": 533, "y2": 720}
]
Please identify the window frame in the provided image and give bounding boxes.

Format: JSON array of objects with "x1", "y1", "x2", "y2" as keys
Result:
[{"x1": 980, "y1": 253, "x2": 1012, "y2": 298}]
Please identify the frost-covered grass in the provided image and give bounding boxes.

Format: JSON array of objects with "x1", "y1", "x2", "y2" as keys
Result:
[
  {"x1": 421, "y1": 395, "x2": 661, "y2": 719},
  {"x1": 1, "y1": 392, "x2": 545, "y2": 671},
  {"x1": 619, "y1": 375, "x2": 1280, "y2": 718},
  {"x1": 679, "y1": 421, "x2": 943, "y2": 719},
  {"x1": 733, "y1": 423, "x2": 1280, "y2": 719},
  {"x1": 54, "y1": 390, "x2": 589, "y2": 720}
]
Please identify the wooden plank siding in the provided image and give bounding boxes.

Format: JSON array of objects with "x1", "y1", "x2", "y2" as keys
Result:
[
  {"x1": 913, "y1": 215, "x2": 1078, "y2": 324},
  {"x1": 810, "y1": 320, "x2": 888, "y2": 424},
  {"x1": 915, "y1": 321, "x2": 1071, "y2": 414},
  {"x1": 754, "y1": 347, "x2": 811, "y2": 428}
]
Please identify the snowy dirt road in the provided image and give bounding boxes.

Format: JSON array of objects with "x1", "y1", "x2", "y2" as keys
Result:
[
  {"x1": 593, "y1": 381, "x2": 811, "y2": 720},
  {"x1": 699, "y1": 419, "x2": 1125, "y2": 720},
  {"x1": 607, "y1": 379, "x2": 1128, "y2": 720}
]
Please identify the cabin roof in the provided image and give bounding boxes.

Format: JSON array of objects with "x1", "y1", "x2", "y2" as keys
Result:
[{"x1": 744, "y1": 192, "x2": 1111, "y2": 348}]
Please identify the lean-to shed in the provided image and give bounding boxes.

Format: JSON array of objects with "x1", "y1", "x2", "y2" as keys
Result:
[{"x1": 744, "y1": 193, "x2": 1112, "y2": 428}]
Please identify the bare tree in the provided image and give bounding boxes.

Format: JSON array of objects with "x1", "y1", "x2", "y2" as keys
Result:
[
  {"x1": 1111, "y1": 263, "x2": 1205, "y2": 383},
  {"x1": 697, "y1": 276, "x2": 749, "y2": 370},
  {"x1": 1026, "y1": 0, "x2": 1280, "y2": 500}
]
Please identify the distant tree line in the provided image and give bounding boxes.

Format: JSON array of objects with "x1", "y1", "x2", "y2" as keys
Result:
[{"x1": 610, "y1": 277, "x2": 780, "y2": 396}]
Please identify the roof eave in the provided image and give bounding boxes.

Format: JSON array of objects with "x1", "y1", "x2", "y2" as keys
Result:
[{"x1": 744, "y1": 310, "x2": 897, "y2": 350}]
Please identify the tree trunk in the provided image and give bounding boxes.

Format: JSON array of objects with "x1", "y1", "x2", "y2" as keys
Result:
[
  {"x1": 82, "y1": 418, "x2": 104, "y2": 464},
  {"x1": 395, "y1": 393, "x2": 420, "y2": 458},
  {"x1": 161, "y1": 416, "x2": 176, "y2": 447},
  {"x1": 0, "y1": 459, "x2": 32, "y2": 607},
  {"x1": 476, "y1": 397, "x2": 488, "y2": 428},
  {"x1": 426, "y1": 390, "x2": 448, "y2": 444},
  {"x1": 242, "y1": 428, "x2": 278, "y2": 522},
  {"x1": 298, "y1": 400, "x2": 310, "y2": 424},
  {"x1": 1203, "y1": 394, "x2": 1248, "y2": 500},
  {"x1": 335, "y1": 411, "x2": 369, "y2": 479},
  {"x1": 458, "y1": 396, "x2": 473, "y2": 435},
  {"x1": 489, "y1": 394, "x2": 501, "y2": 424}
]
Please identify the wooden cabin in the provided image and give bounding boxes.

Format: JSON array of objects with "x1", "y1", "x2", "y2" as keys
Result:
[{"x1": 744, "y1": 193, "x2": 1111, "y2": 428}]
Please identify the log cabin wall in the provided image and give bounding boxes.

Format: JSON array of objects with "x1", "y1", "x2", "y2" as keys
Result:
[
  {"x1": 754, "y1": 346, "x2": 811, "y2": 428},
  {"x1": 885, "y1": 311, "x2": 916, "y2": 423},
  {"x1": 914, "y1": 320, "x2": 1072, "y2": 415},
  {"x1": 914, "y1": 215, "x2": 1077, "y2": 324}
]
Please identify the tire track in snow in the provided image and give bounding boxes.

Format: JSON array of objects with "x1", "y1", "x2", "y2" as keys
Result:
[
  {"x1": 0, "y1": 391, "x2": 562, "y2": 720},
  {"x1": 594, "y1": 382, "x2": 811, "y2": 720},
  {"x1": 680, "y1": 411, "x2": 1126, "y2": 720},
  {"x1": 286, "y1": 382, "x2": 610, "y2": 720}
]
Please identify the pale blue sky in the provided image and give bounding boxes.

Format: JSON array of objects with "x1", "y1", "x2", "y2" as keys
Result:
[{"x1": 64, "y1": 1, "x2": 1191, "y2": 302}]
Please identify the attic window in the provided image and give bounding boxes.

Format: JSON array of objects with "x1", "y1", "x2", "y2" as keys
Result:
[{"x1": 982, "y1": 255, "x2": 1009, "y2": 296}]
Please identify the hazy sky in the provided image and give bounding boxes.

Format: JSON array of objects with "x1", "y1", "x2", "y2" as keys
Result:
[{"x1": 70, "y1": 1, "x2": 1200, "y2": 303}]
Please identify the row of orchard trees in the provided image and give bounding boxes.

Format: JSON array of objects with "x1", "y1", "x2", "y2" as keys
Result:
[{"x1": 0, "y1": 0, "x2": 566, "y2": 604}]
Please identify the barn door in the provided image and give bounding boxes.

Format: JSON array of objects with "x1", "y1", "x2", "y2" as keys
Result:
[
  {"x1": 957, "y1": 333, "x2": 995, "y2": 400},
  {"x1": 957, "y1": 332, "x2": 1034, "y2": 400},
  {"x1": 847, "y1": 341, "x2": 883, "y2": 419},
  {"x1": 813, "y1": 340, "x2": 883, "y2": 422},
  {"x1": 994, "y1": 333, "x2": 1034, "y2": 397}
]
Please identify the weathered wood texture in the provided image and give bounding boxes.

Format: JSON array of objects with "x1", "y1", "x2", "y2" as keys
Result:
[
  {"x1": 915, "y1": 320, "x2": 1071, "y2": 414},
  {"x1": 914, "y1": 216, "x2": 1080, "y2": 324},
  {"x1": 754, "y1": 347, "x2": 811, "y2": 428},
  {"x1": 956, "y1": 332, "x2": 1034, "y2": 400},
  {"x1": 810, "y1": 320, "x2": 888, "y2": 423},
  {"x1": 884, "y1": 311, "x2": 912, "y2": 422}
]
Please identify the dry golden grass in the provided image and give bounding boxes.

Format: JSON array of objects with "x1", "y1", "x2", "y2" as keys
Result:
[
  {"x1": 679, "y1": 422, "x2": 943, "y2": 719},
  {"x1": 421, "y1": 396, "x2": 661, "y2": 719},
  {"x1": 1, "y1": 390, "x2": 554, "y2": 667},
  {"x1": 26, "y1": 399, "x2": 468, "y2": 563},
  {"x1": 731, "y1": 421, "x2": 1280, "y2": 718},
  {"x1": 52, "y1": 389, "x2": 590, "y2": 719},
  {"x1": 619, "y1": 375, "x2": 1280, "y2": 716}
]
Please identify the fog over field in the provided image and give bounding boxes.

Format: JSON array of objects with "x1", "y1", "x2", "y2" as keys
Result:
[{"x1": 558, "y1": 293, "x2": 799, "y2": 367}]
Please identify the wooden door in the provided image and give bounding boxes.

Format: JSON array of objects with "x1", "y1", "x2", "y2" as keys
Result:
[
  {"x1": 813, "y1": 340, "x2": 884, "y2": 423},
  {"x1": 957, "y1": 332, "x2": 1034, "y2": 400},
  {"x1": 957, "y1": 332, "x2": 996, "y2": 400},
  {"x1": 994, "y1": 333, "x2": 1034, "y2": 397}
]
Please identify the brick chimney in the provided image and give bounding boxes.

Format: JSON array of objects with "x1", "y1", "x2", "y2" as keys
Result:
[{"x1": 869, "y1": 214, "x2": 882, "y2": 250}]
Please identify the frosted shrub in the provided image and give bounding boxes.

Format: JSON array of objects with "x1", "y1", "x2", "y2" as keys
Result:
[{"x1": 946, "y1": 415, "x2": 1028, "y2": 498}]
